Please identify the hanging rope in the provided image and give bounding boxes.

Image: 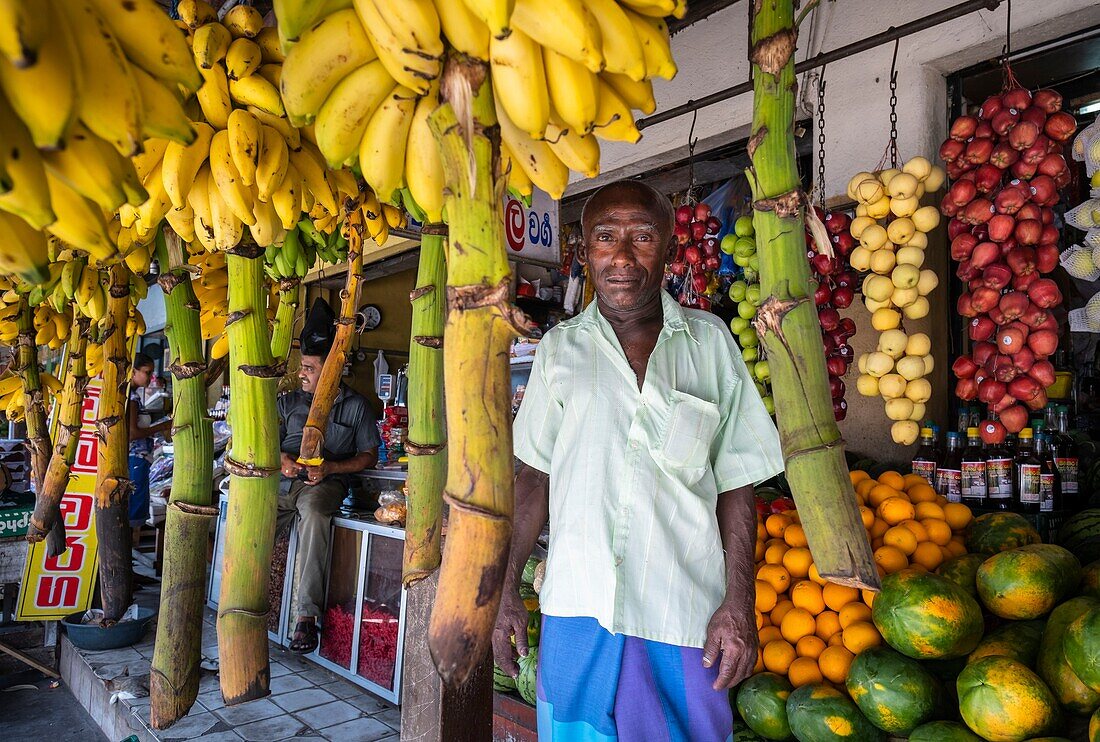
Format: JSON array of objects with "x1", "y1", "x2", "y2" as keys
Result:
[
  {"x1": 816, "y1": 67, "x2": 827, "y2": 210},
  {"x1": 684, "y1": 108, "x2": 700, "y2": 206}
]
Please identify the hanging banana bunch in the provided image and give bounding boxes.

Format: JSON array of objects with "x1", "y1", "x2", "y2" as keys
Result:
[{"x1": 0, "y1": 0, "x2": 199, "y2": 270}]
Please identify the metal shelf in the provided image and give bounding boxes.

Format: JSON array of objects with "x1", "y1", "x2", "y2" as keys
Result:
[{"x1": 358, "y1": 469, "x2": 408, "y2": 482}]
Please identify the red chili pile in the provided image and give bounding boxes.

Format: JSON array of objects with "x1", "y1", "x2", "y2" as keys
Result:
[
  {"x1": 941, "y1": 83, "x2": 1077, "y2": 441},
  {"x1": 319, "y1": 602, "x2": 399, "y2": 689},
  {"x1": 808, "y1": 208, "x2": 858, "y2": 421}
]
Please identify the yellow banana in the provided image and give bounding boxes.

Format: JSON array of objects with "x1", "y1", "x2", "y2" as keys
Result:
[
  {"x1": 490, "y1": 28, "x2": 550, "y2": 139},
  {"x1": 255, "y1": 27, "x2": 285, "y2": 64},
  {"x1": 271, "y1": 164, "x2": 303, "y2": 230},
  {"x1": 165, "y1": 204, "x2": 197, "y2": 243},
  {"x1": 196, "y1": 64, "x2": 232, "y2": 129},
  {"x1": 41, "y1": 123, "x2": 129, "y2": 212},
  {"x1": 61, "y1": 260, "x2": 83, "y2": 300},
  {"x1": 432, "y1": 0, "x2": 489, "y2": 60},
  {"x1": 134, "y1": 162, "x2": 173, "y2": 239},
  {"x1": 602, "y1": 71, "x2": 656, "y2": 114},
  {"x1": 592, "y1": 79, "x2": 641, "y2": 143},
  {"x1": 223, "y1": 5, "x2": 264, "y2": 39},
  {"x1": 511, "y1": 0, "x2": 602, "y2": 74},
  {"x1": 272, "y1": 0, "x2": 353, "y2": 49},
  {"x1": 162, "y1": 121, "x2": 215, "y2": 209},
  {"x1": 280, "y1": 8, "x2": 378, "y2": 127},
  {"x1": 0, "y1": 0, "x2": 44, "y2": 69},
  {"x1": 192, "y1": 21, "x2": 232, "y2": 69},
  {"x1": 587, "y1": 0, "x2": 646, "y2": 81},
  {"x1": 315, "y1": 60, "x2": 395, "y2": 169},
  {"x1": 188, "y1": 165, "x2": 216, "y2": 252},
  {"x1": 290, "y1": 142, "x2": 338, "y2": 215},
  {"x1": 207, "y1": 171, "x2": 245, "y2": 251},
  {"x1": 226, "y1": 37, "x2": 262, "y2": 80},
  {"x1": 405, "y1": 80, "x2": 444, "y2": 222},
  {"x1": 362, "y1": 0, "x2": 444, "y2": 57},
  {"x1": 500, "y1": 140, "x2": 533, "y2": 199},
  {"x1": 249, "y1": 106, "x2": 301, "y2": 151},
  {"x1": 0, "y1": 210, "x2": 50, "y2": 282},
  {"x1": 353, "y1": 0, "x2": 440, "y2": 96},
  {"x1": 228, "y1": 109, "x2": 262, "y2": 187},
  {"x1": 544, "y1": 47, "x2": 599, "y2": 134},
  {"x1": 44, "y1": 171, "x2": 116, "y2": 261},
  {"x1": 619, "y1": 0, "x2": 684, "y2": 19},
  {"x1": 0, "y1": 374, "x2": 21, "y2": 397},
  {"x1": 255, "y1": 125, "x2": 291, "y2": 202},
  {"x1": 357, "y1": 86, "x2": 416, "y2": 205},
  {"x1": 177, "y1": 0, "x2": 217, "y2": 29},
  {"x1": 123, "y1": 243, "x2": 152, "y2": 275},
  {"x1": 229, "y1": 73, "x2": 285, "y2": 117},
  {"x1": 257, "y1": 63, "x2": 282, "y2": 89},
  {"x1": 131, "y1": 64, "x2": 196, "y2": 144},
  {"x1": 0, "y1": 93, "x2": 54, "y2": 229},
  {"x1": 624, "y1": 7, "x2": 677, "y2": 80},
  {"x1": 460, "y1": 0, "x2": 514, "y2": 39},
  {"x1": 545, "y1": 115, "x2": 600, "y2": 178},
  {"x1": 381, "y1": 203, "x2": 404, "y2": 229},
  {"x1": 209, "y1": 130, "x2": 257, "y2": 226},
  {"x1": 132, "y1": 138, "x2": 169, "y2": 182},
  {"x1": 0, "y1": 0, "x2": 77, "y2": 150},
  {"x1": 87, "y1": 0, "x2": 201, "y2": 91},
  {"x1": 496, "y1": 99, "x2": 568, "y2": 199},
  {"x1": 249, "y1": 197, "x2": 283, "y2": 247},
  {"x1": 210, "y1": 332, "x2": 229, "y2": 359}
]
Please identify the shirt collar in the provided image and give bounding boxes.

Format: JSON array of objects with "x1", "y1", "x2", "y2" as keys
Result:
[{"x1": 579, "y1": 290, "x2": 700, "y2": 345}]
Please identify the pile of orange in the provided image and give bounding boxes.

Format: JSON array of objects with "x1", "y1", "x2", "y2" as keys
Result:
[{"x1": 750, "y1": 469, "x2": 975, "y2": 689}]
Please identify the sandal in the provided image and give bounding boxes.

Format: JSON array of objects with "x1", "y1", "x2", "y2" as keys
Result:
[{"x1": 289, "y1": 620, "x2": 319, "y2": 653}]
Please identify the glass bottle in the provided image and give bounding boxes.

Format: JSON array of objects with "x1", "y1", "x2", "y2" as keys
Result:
[
  {"x1": 935, "y1": 433, "x2": 963, "y2": 504},
  {"x1": 911, "y1": 428, "x2": 938, "y2": 487},
  {"x1": 1053, "y1": 405, "x2": 1079, "y2": 511},
  {"x1": 1015, "y1": 428, "x2": 1041, "y2": 514},
  {"x1": 985, "y1": 423, "x2": 1014, "y2": 511},
  {"x1": 961, "y1": 427, "x2": 987, "y2": 508},
  {"x1": 957, "y1": 407, "x2": 970, "y2": 436},
  {"x1": 1037, "y1": 433, "x2": 1061, "y2": 514}
]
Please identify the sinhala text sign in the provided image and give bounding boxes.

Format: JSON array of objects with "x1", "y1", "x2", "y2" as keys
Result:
[{"x1": 503, "y1": 188, "x2": 559, "y2": 266}]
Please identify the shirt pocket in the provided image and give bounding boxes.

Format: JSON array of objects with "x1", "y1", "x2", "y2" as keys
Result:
[
  {"x1": 325, "y1": 421, "x2": 355, "y2": 457},
  {"x1": 657, "y1": 390, "x2": 721, "y2": 483}
]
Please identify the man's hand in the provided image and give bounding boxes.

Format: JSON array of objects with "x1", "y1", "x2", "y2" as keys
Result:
[
  {"x1": 280, "y1": 454, "x2": 303, "y2": 479},
  {"x1": 302, "y1": 461, "x2": 329, "y2": 485},
  {"x1": 491, "y1": 587, "x2": 530, "y2": 678},
  {"x1": 702, "y1": 599, "x2": 759, "y2": 690}
]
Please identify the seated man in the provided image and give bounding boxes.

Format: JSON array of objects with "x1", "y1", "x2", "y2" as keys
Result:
[
  {"x1": 278, "y1": 300, "x2": 380, "y2": 653},
  {"x1": 128, "y1": 352, "x2": 171, "y2": 549}
]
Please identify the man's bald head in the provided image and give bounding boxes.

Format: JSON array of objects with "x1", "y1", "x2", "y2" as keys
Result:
[{"x1": 580, "y1": 180, "x2": 675, "y2": 245}]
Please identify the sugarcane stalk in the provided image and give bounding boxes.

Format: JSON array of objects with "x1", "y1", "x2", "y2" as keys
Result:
[
  {"x1": 748, "y1": 1, "x2": 878, "y2": 589},
  {"x1": 95, "y1": 264, "x2": 135, "y2": 623},
  {"x1": 27, "y1": 310, "x2": 89, "y2": 543},
  {"x1": 217, "y1": 243, "x2": 280, "y2": 706},
  {"x1": 402, "y1": 210, "x2": 447, "y2": 585},
  {"x1": 427, "y1": 57, "x2": 527, "y2": 686},
  {"x1": 270, "y1": 277, "x2": 301, "y2": 362},
  {"x1": 149, "y1": 230, "x2": 216, "y2": 729},
  {"x1": 297, "y1": 202, "x2": 366, "y2": 466}
]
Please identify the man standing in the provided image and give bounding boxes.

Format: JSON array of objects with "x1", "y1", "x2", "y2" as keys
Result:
[
  {"x1": 128, "y1": 352, "x2": 170, "y2": 548},
  {"x1": 278, "y1": 300, "x2": 381, "y2": 652},
  {"x1": 494, "y1": 181, "x2": 784, "y2": 740}
]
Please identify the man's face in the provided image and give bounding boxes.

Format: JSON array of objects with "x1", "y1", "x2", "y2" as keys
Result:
[
  {"x1": 131, "y1": 365, "x2": 153, "y2": 388},
  {"x1": 579, "y1": 189, "x2": 674, "y2": 313},
  {"x1": 299, "y1": 355, "x2": 324, "y2": 394}
]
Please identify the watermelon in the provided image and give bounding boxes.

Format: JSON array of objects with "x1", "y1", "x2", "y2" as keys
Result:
[
  {"x1": 1090, "y1": 706, "x2": 1099, "y2": 741},
  {"x1": 938, "y1": 553, "x2": 988, "y2": 596},
  {"x1": 872, "y1": 569, "x2": 984, "y2": 659},
  {"x1": 968, "y1": 512, "x2": 1042, "y2": 555},
  {"x1": 968, "y1": 619, "x2": 1045, "y2": 667},
  {"x1": 493, "y1": 663, "x2": 517, "y2": 692},
  {"x1": 515, "y1": 647, "x2": 538, "y2": 705},
  {"x1": 1064, "y1": 605, "x2": 1100, "y2": 694},
  {"x1": 521, "y1": 557, "x2": 541, "y2": 586},
  {"x1": 1036, "y1": 597, "x2": 1100, "y2": 716},
  {"x1": 958, "y1": 656, "x2": 1062, "y2": 742},
  {"x1": 908, "y1": 721, "x2": 984, "y2": 741},
  {"x1": 1082, "y1": 560, "x2": 1100, "y2": 599},
  {"x1": 844, "y1": 646, "x2": 939, "y2": 734},
  {"x1": 735, "y1": 672, "x2": 793, "y2": 740},
  {"x1": 785, "y1": 683, "x2": 885, "y2": 741},
  {"x1": 977, "y1": 545, "x2": 1082, "y2": 619},
  {"x1": 732, "y1": 718, "x2": 771, "y2": 741},
  {"x1": 1059, "y1": 509, "x2": 1100, "y2": 566}
]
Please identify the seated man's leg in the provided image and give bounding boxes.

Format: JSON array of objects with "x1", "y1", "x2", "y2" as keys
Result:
[
  {"x1": 128, "y1": 454, "x2": 151, "y2": 546},
  {"x1": 293, "y1": 479, "x2": 347, "y2": 620}
]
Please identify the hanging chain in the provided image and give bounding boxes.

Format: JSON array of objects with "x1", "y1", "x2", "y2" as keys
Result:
[
  {"x1": 888, "y1": 38, "x2": 900, "y2": 169},
  {"x1": 683, "y1": 109, "x2": 700, "y2": 205},
  {"x1": 816, "y1": 69, "x2": 827, "y2": 210}
]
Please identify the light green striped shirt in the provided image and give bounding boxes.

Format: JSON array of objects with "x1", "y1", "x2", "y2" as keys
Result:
[{"x1": 514, "y1": 290, "x2": 785, "y2": 648}]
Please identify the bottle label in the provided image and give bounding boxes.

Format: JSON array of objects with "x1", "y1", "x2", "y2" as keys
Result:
[
  {"x1": 1019, "y1": 464, "x2": 1042, "y2": 504},
  {"x1": 961, "y1": 460, "x2": 987, "y2": 499},
  {"x1": 1054, "y1": 457, "x2": 1078, "y2": 495},
  {"x1": 935, "y1": 468, "x2": 962, "y2": 503},
  {"x1": 912, "y1": 460, "x2": 936, "y2": 485},
  {"x1": 1040, "y1": 473, "x2": 1055, "y2": 512},
  {"x1": 987, "y1": 458, "x2": 1013, "y2": 499}
]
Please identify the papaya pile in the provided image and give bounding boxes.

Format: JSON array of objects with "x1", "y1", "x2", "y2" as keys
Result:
[{"x1": 737, "y1": 470, "x2": 1100, "y2": 741}]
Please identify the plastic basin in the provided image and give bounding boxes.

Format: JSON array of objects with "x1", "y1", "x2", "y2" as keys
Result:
[{"x1": 61, "y1": 607, "x2": 156, "y2": 651}]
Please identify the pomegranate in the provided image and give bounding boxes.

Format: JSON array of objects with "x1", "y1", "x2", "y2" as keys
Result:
[
  {"x1": 1027, "y1": 328, "x2": 1059, "y2": 357},
  {"x1": 1000, "y1": 405, "x2": 1028, "y2": 434},
  {"x1": 1027, "y1": 278, "x2": 1062, "y2": 309}
]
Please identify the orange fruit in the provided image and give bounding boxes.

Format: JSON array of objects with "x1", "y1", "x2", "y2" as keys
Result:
[
  {"x1": 862, "y1": 589, "x2": 877, "y2": 608},
  {"x1": 870, "y1": 518, "x2": 890, "y2": 539},
  {"x1": 900, "y1": 519, "x2": 930, "y2": 542},
  {"x1": 839, "y1": 601, "x2": 873, "y2": 628},
  {"x1": 791, "y1": 580, "x2": 825, "y2": 615},
  {"x1": 883, "y1": 525, "x2": 919, "y2": 555},
  {"x1": 878, "y1": 471, "x2": 906, "y2": 491},
  {"x1": 782, "y1": 547, "x2": 813, "y2": 579},
  {"x1": 780, "y1": 608, "x2": 816, "y2": 643},
  {"x1": 943, "y1": 502, "x2": 973, "y2": 530},
  {"x1": 842, "y1": 621, "x2": 882, "y2": 653},
  {"x1": 759, "y1": 625, "x2": 783, "y2": 646},
  {"x1": 945, "y1": 540, "x2": 968, "y2": 558},
  {"x1": 807, "y1": 563, "x2": 828, "y2": 586},
  {"x1": 907, "y1": 563, "x2": 930, "y2": 574},
  {"x1": 815, "y1": 610, "x2": 842, "y2": 641},
  {"x1": 908, "y1": 483, "x2": 938, "y2": 503},
  {"x1": 760, "y1": 613, "x2": 772, "y2": 627},
  {"x1": 796, "y1": 634, "x2": 827, "y2": 660},
  {"x1": 878, "y1": 497, "x2": 916, "y2": 525},
  {"x1": 903, "y1": 473, "x2": 928, "y2": 490},
  {"x1": 756, "y1": 609, "x2": 764, "y2": 629},
  {"x1": 771, "y1": 599, "x2": 795, "y2": 626},
  {"x1": 755, "y1": 579, "x2": 779, "y2": 613},
  {"x1": 828, "y1": 632, "x2": 845, "y2": 647},
  {"x1": 754, "y1": 540, "x2": 767, "y2": 561},
  {"x1": 858, "y1": 506, "x2": 875, "y2": 530},
  {"x1": 868, "y1": 484, "x2": 902, "y2": 508},
  {"x1": 787, "y1": 656, "x2": 824, "y2": 687},
  {"x1": 914, "y1": 501, "x2": 946, "y2": 521},
  {"x1": 784, "y1": 524, "x2": 808, "y2": 548},
  {"x1": 762, "y1": 639, "x2": 797, "y2": 674},
  {"x1": 757, "y1": 564, "x2": 791, "y2": 594},
  {"x1": 756, "y1": 522, "x2": 768, "y2": 542},
  {"x1": 766, "y1": 513, "x2": 793, "y2": 539},
  {"x1": 765, "y1": 542, "x2": 791, "y2": 565},
  {"x1": 788, "y1": 511, "x2": 801, "y2": 524},
  {"x1": 822, "y1": 583, "x2": 860, "y2": 612},
  {"x1": 850, "y1": 470, "x2": 871, "y2": 484},
  {"x1": 753, "y1": 648, "x2": 765, "y2": 674},
  {"x1": 921, "y1": 518, "x2": 953, "y2": 546},
  {"x1": 871, "y1": 538, "x2": 884, "y2": 551},
  {"x1": 874, "y1": 544, "x2": 909, "y2": 573},
  {"x1": 912, "y1": 541, "x2": 945, "y2": 571},
  {"x1": 935, "y1": 495, "x2": 949, "y2": 506},
  {"x1": 818, "y1": 646, "x2": 855, "y2": 684},
  {"x1": 855, "y1": 478, "x2": 877, "y2": 500}
]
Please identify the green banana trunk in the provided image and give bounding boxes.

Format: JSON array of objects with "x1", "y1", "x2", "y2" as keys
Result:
[
  {"x1": 270, "y1": 278, "x2": 301, "y2": 362},
  {"x1": 217, "y1": 244, "x2": 280, "y2": 706},
  {"x1": 149, "y1": 231, "x2": 216, "y2": 729},
  {"x1": 95, "y1": 264, "x2": 134, "y2": 623},
  {"x1": 427, "y1": 58, "x2": 526, "y2": 687},
  {"x1": 15, "y1": 298, "x2": 51, "y2": 495},
  {"x1": 748, "y1": 1, "x2": 878, "y2": 589}
]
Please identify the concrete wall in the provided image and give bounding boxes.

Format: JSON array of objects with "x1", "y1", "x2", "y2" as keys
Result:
[{"x1": 573, "y1": 1, "x2": 1100, "y2": 461}]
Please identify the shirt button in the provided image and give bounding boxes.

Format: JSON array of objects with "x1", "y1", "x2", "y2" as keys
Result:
[
  {"x1": 615, "y1": 557, "x2": 623, "y2": 566},
  {"x1": 630, "y1": 442, "x2": 639, "y2": 450}
]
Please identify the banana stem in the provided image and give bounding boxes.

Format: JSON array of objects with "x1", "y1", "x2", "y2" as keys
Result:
[
  {"x1": 149, "y1": 230, "x2": 217, "y2": 729},
  {"x1": 217, "y1": 244, "x2": 280, "y2": 706},
  {"x1": 748, "y1": 1, "x2": 878, "y2": 589},
  {"x1": 15, "y1": 298, "x2": 51, "y2": 495},
  {"x1": 270, "y1": 278, "x2": 301, "y2": 362},
  {"x1": 427, "y1": 57, "x2": 526, "y2": 687},
  {"x1": 95, "y1": 264, "x2": 135, "y2": 624},
  {"x1": 402, "y1": 225, "x2": 447, "y2": 585}
]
